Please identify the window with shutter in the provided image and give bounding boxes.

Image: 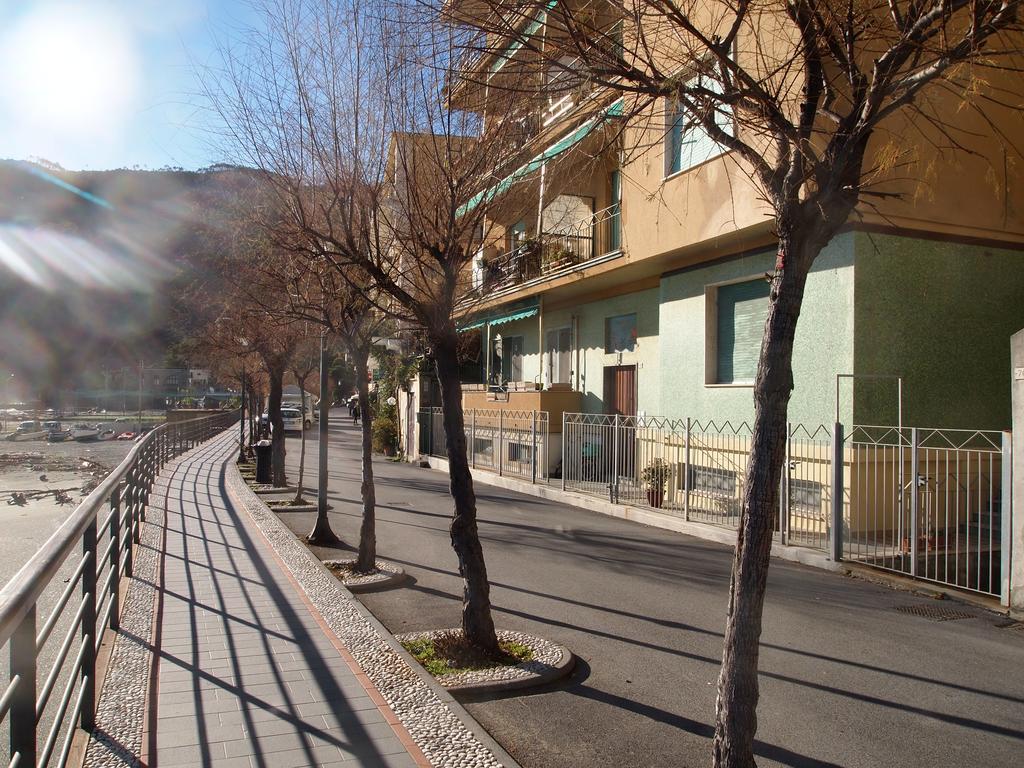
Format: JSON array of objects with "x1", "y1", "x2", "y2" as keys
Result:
[
  {"x1": 716, "y1": 279, "x2": 770, "y2": 384},
  {"x1": 664, "y1": 75, "x2": 734, "y2": 176}
]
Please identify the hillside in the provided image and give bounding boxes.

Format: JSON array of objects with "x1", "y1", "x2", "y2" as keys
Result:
[{"x1": 0, "y1": 160, "x2": 251, "y2": 405}]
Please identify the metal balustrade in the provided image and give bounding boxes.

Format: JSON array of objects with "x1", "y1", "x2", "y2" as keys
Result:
[
  {"x1": 559, "y1": 413, "x2": 1011, "y2": 600},
  {"x1": 0, "y1": 409, "x2": 238, "y2": 768},
  {"x1": 479, "y1": 205, "x2": 622, "y2": 294},
  {"x1": 420, "y1": 408, "x2": 550, "y2": 483}
]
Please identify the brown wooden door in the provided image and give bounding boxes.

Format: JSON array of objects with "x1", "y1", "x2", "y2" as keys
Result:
[
  {"x1": 603, "y1": 365, "x2": 637, "y2": 416},
  {"x1": 603, "y1": 365, "x2": 637, "y2": 479}
]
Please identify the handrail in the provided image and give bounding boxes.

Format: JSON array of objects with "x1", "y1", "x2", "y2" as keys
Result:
[{"x1": 0, "y1": 408, "x2": 239, "y2": 768}]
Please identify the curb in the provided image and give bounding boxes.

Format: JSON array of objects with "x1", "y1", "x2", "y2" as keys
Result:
[
  {"x1": 423, "y1": 456, "x2": 841, "y2": 573},
  {"x1": 323, "y1": 558, "x2": 409, "y2": 593},
  {"x1": 224, "y1": 458, "x2": 524, "y2": 768}
]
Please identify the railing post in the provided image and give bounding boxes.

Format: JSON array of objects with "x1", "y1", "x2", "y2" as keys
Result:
[
  {"x1": 471, "y1": 410, "x2": 477, "y2": 469},
  {"x1": 561, "y1": 416, "x2": 568, "y2": 492},
  {"x1": 684, "y1": 417, "x2": 691, "y2": 521},
  {"x1": 498, "y1": 410, "x2": 504, "y2": 477},
  {"x1": 910, "y1": 427, "x2": 920, "y2": 577},
  {"x1": 109, "y1": 485, "x2": 121, "y2": 631},
  {"x1": 10, "y1": 606, "x2": 37, "y2": 768},
  {"x1": 830, "y1": 422, "x2": 844, "y2": 562},
  {"x1": 80, "y1": 516, "x2": 97, "y2": 730},
  {"x1": 1002, "y1": 430, "x2": 1012, "y2": 607},
  {"x1": 779, "y1": 423, "x2": 791, "y2": 545},
  {"x1": 611, "y1": 414, "x2": 620, "y2": 504},
  {"x1": 531, "y1": 410, "x2": 538, "y2": 484}
]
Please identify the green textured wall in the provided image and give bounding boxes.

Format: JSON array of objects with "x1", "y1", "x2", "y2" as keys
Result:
[
  {"x1": 853, "y1": 232, "x2": 1024, "y2": 430},
  {"x1": 542, "y1": 288, "x2": 662, "y2": 414},
  {"x1": 657, "y1": 234, "x2": 856, "y2": 426}
]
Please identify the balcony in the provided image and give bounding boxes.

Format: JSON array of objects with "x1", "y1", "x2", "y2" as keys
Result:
[{"x1": 474, "y1": 204, "x2": 622, "y2": 295}]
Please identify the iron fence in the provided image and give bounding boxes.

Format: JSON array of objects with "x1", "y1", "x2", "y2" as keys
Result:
[
  {"x1": 843, "y1": 426, "x2": 1007, "y2": 597},
  {"x1": 420, "y1": 408, "x2": 550, "y2": 483},
  {"x1": 0, "y1": 409, "x2": 238, "y2": 768},
  {"x1": 559, "y1": 413, "x2": 1010, "y2": 599}
]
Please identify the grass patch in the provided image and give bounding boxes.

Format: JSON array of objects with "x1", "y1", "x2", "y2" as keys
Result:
[{"x1": 402, "y1": 631, "x2": 533, "y2": 677}]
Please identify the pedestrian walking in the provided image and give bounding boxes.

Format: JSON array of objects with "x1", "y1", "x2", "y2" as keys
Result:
[{"x1": 352, "y1": 400, "x2": 360, "y2": 425}]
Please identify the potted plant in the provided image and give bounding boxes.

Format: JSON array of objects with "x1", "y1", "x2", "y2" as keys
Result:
[{"x1": 641, "y1": 458, "x2": 671, "y2": 508}]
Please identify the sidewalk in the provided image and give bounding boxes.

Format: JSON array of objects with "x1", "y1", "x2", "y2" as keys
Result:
[{"x1": 83, "y1": 431, "x2": 512, "y2": 768}]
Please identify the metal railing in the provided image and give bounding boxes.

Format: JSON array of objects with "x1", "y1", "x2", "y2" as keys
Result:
[
  {"x1": 420, "y1": 408, "x2": 550, "y2": 483},
  {"x1": 843, "y1": 425, "x2": 1008, "y2": 597},
  {"x1": 480, "y1": 206, "x2": 622, "y2": 293},
  {"x1": 561, "y1": 413, "x2": 1011, "y2": 600},
  {"x1": 0, "y1": 409, "x2": 238, "y2": 768}
]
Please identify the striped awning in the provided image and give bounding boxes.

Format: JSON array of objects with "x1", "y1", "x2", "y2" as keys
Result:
[
  {"x1": 458, "y1": 305, "x2": 539, "y2": 332},
  {"x1": 457, "y1": 98, "x2": 624, "y2": 217}
]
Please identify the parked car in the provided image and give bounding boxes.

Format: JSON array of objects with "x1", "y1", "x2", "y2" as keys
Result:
[{"x1": 278, "y1": 407, "x2": 306, "y2": 433}]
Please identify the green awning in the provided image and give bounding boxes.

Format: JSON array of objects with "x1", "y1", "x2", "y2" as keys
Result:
[
  {"x1": 457, "y1": 98, "x2": 624, "y2": 217},
  {"x1": 458, "y1": 306, "x2": 539, "y2": 332},
  {"x1": 490, "y1": 1, "x2": 558, "y2": 76}
]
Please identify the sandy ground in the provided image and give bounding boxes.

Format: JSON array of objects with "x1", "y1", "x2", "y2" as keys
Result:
[{"x1": 0, "y1": 439, "x2": 134, "y2": 586}]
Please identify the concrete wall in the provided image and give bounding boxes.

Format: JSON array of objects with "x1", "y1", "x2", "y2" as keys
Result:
[
  {"x1": 657, "y1": 233, "x2": 856, "y2": 425},
  {"x1": 854, "y1": 233, "x2": 1024, "y2": 429}
]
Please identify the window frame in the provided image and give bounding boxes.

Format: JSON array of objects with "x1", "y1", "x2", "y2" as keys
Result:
[
  {"x1": 604, "y1": 313, "x2": 638, "y2": 354},
  {"x1": 663, "y1": 73, "x2": 735, "y2": 178},
  {"x1": 705, "y1": 275, "x2": 771, "y2": 387}
]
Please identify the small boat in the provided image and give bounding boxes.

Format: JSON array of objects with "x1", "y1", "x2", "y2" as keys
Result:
[
  {"x1": 47, "y1": 428, "x2": 72, "y2": 442},
  {"x1": 9, "y1": 421, "x2": 47, "y2": 441},
  {"x1": 97, "y1": 429, "x2": 116, "y2": 441},
  {"x1": 72, "y1": 425, "x2": 100, "y2": 442}
]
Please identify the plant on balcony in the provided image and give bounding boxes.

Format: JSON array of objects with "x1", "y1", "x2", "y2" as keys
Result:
[
  {"x1": 541, "y1": 244, "x2": 575, "y2": 273},
  {"x1": 641, "y1": 458, "x2": 671, "y2": 509}
]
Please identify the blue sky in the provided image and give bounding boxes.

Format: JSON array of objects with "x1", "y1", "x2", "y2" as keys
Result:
[{"x1": 0, "y1": 0, "x2": 262, "y2": 171}]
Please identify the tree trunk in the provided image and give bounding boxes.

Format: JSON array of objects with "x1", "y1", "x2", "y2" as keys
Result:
[
  {"x1": 433, "y1": 329, "x2": 498, "y2": 653},
  {"x1": 712, "y1": 228, "x2": 819, "y2": 768},
  {"x1": 294, "y1": 377, "x2": 308, "y2": 503},
  {"x1": 267, "y1": 366, "x2": 287, "y2": 487},
  {"x1": 353, "y1": 350, "x2": 377, "y2": 573}
]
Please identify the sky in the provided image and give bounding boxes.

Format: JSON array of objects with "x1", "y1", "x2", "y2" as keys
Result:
[{"x1": 0, "y1": 0, "x2": 262, "y2": 171}]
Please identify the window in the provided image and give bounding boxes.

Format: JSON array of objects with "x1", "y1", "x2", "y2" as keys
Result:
[
  {"x1": 710, "y1": 278, "x2": 770, "y2": 384},
  {"x1": 508, "y1": 442, "x2": 533, "y2": 464},
  {"x1": 790, "y1": 479, "x2": 823, "y2": 512},
  {"x1": 687, "y1": 465, "x2": 736, "y2": 498},
  {"x1": 665, "y1": 74, "x2": 734, "y2": 176},
  {"x1": 493, "y1": 334, "x2": 524, "y2": 382},
  {"x1": 605, "y1": 313, "x2": 637, "y2": 353},
  {"x1": 546, "y1": 327, "x2": 572, "y2": 384}
]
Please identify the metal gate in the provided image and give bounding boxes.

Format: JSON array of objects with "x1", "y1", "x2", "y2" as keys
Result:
[{"x1": 844, "y1": 426, "x2": 1009, "y2": 597}]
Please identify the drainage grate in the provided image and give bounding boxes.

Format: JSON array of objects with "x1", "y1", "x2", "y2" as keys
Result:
[{"x1": 894, "y1": 604, "x2": 978, "y2": 621}]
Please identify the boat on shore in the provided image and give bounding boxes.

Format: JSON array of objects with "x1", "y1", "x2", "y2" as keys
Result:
[
  {"x1": 7, "y1": 421, "x2": 47, "y2": 441},
  {"x1": 71, "y1": 425, "x2": 100, "y2": 442}
]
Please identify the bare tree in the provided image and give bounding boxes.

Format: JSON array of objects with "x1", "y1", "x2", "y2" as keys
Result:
[
  {"x1": 204, "y1": 0, "x2": 536, "y2": 652},
  {"x1": 449, "y1": 0, "x2": 1022, "y2": 763}
]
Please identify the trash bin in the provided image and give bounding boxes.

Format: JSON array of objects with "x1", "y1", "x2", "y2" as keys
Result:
[{"x1": 255, "y1": 439, "x2": 273, "y2": 484}]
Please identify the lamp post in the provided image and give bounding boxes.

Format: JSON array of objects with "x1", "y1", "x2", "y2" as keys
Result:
[{"x1": 318, "y1": 332, "x2": 329, "y2": 519}]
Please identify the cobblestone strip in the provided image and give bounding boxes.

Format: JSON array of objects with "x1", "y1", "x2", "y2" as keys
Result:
[
  {"x1": 82, "y1": 479, "x2": 170, "y2": 768},
  {"x1": 223, "y1": 438, "x2": 507, "y2": 768}
]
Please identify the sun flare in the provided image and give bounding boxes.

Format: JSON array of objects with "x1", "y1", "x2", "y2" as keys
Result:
[{"x1": 0, "y1": 3, "x2": 140, "y2": 148}]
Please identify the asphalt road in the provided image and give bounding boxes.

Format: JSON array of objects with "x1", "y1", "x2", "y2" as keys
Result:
[{"x1": 279, "y1": 412, "x2": 1024, "y2": 768}]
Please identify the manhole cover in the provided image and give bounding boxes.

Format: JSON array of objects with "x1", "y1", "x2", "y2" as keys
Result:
[{"x1": 894, "y1": 604, "x2": 977, "y2": 621}]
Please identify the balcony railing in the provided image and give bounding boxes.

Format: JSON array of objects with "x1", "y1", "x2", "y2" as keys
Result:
[{"x1": 477, "y1": 204, "x2": 621, "y2": 293}]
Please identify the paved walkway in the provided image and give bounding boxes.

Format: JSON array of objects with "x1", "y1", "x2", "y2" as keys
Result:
[{"x1": 85, "y1": 431, "x2": 505, "y2": 768}]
